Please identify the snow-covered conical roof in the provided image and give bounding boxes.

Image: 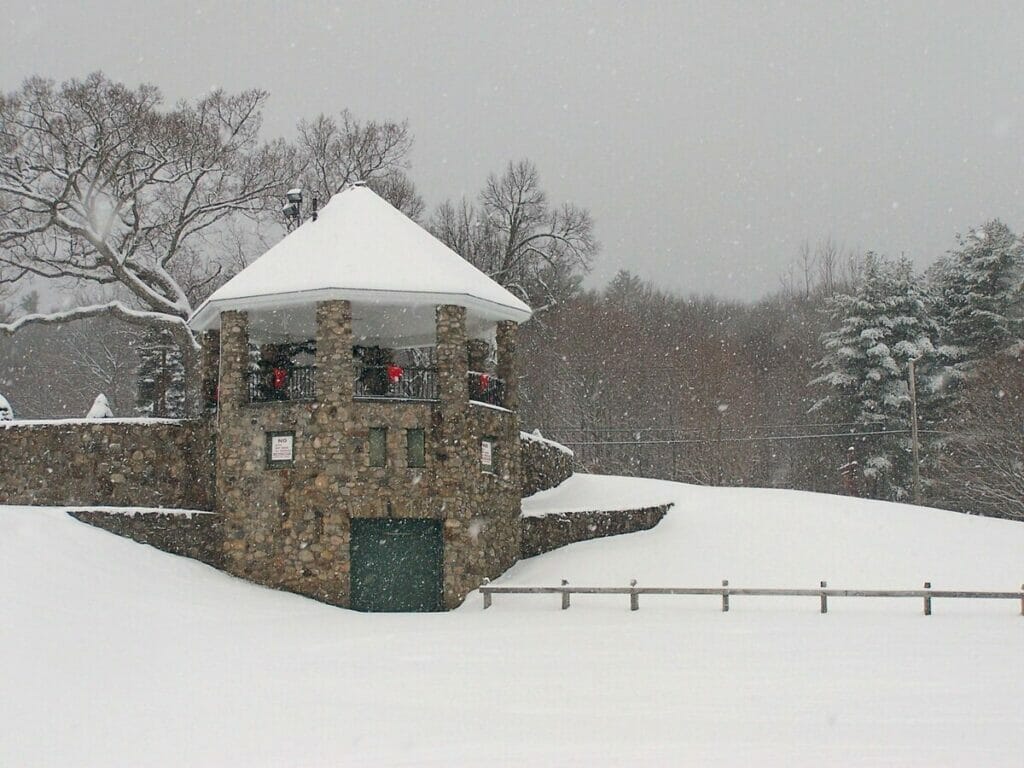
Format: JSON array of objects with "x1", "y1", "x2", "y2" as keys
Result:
[{"x1": 188, "y1": 186, "x2": 532, "y2": 341}]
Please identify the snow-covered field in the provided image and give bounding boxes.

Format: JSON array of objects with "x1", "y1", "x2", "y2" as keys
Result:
[{"x1": 3, "y1": 476, "x2": 1024, "y2": 767}]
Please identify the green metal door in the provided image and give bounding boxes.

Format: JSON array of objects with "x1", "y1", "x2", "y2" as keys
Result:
[{"x1": 350, "y1": 518, "x2": 443, "y2": 612}]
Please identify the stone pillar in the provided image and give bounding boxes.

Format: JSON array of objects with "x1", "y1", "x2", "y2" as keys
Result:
[
  {"x1": 218, "y1": 311, "x2": 249, "y2": 411},
  {"x1": 214, "y1": 311, "x2": 248, "y2": 576},
  {"x1": 437, "y1": 305, "x2": 469, "y2": 415},
  {"x1": 496, "y1": 321, "x2": 518, "y2": 411},
  {"x1": 316, "y1": 300, "x2": 353, "y2": 405}
]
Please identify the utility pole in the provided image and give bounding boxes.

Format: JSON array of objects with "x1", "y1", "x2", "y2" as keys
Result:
[
  {"x1": 716, "y1": 403, "x2": 728, "y2": 486},
  {"x1": 908, "y1": 358, "x2": 921, "y2": 505}
]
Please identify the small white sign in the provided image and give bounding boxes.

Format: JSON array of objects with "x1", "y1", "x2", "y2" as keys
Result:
[
  {"x1": 270, "y1": 434, "x2": 294, "y2": 462},
  {"x1": 481, "y1": 439, "x2": 493, "y2": 468}
]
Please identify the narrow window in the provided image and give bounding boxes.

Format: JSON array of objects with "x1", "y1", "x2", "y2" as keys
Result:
[
  {"x1": 406, "y1": 428, "x2": 426, "y2": 468},
  {"x1": 369, "y1": 427, "x2": 387, "y2": 467}
]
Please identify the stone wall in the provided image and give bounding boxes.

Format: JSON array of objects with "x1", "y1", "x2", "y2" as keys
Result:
[
  {"x1": 520, "y1": 430, "x2": 574, "y2": 497},
  {"x1": 520, "y1": 503, "x2": 672, "y2": 558},
  {"x1": 67, "y1": 509, "x2": 224, "y2": 568},
  {"x1": 0, "y1": 419, "x2": 215, "y2": 509},
  {"x1": 214, "y1": 301, "x2": 523, "y2": 609}
]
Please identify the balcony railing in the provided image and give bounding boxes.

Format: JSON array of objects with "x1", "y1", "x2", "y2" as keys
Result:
[
  {"x1": 354, "y1": 365, "x2": 439, "y2": 401},
  {"x1": 249, "y1": 366, "x2": 316, "y2": 403},
  {"x1": 468, "y1": 371, "x2": 505, "y2": 407}
]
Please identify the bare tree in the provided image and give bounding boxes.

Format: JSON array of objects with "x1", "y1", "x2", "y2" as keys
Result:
[
  {"x1": 933, "y1": 354, "x2": 1024, "y2": 519},
  {"x1": 295, "y1": 110, "x2": 423, "y2": 218},
  {"x1": 816, "y1": 236, "x2": 839, "y2": 297},
  {"x1": 0, "y1": 314, "x2": 142, "y2": 417},
  {"x1": 430, "y1": 160, "x2": 598, "y2": 310},
  {"x1": 0, "y1": 73, "x2": 294, "y2": 364}
]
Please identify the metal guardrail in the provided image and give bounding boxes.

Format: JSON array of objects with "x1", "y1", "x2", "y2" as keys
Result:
[
  {"x1": 354, "y1": 365, "x2": 439, "y2": 401},
  {"x1": 468, "y1": 371, "x2": 505, "y2": 407},
  {"x1": 248, "y1": 366, "x2": 316, "y2": 403},
  {"x1": 479, "y1": 579, "x2": 1024, "y2": 615}
]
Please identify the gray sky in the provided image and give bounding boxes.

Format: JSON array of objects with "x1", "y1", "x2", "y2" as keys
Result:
[{"x1": 4, "y1": 1, "x2": 1024, "y2": 300}]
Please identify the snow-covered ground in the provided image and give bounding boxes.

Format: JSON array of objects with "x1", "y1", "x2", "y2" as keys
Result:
[{"x1": 3, "y1": 477, "x2": 1024, "y2": 766}]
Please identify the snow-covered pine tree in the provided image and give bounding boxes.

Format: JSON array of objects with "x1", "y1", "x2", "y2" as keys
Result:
[
  {"x1": 136, "y1": 328, "x2": 186, "y2": 418},
  {"x1": 811, "y1": 253, "x2": 949, "y2": 500},
  {"x1": 930, "y1": 220, "x2": 1024, "y2": 368}
]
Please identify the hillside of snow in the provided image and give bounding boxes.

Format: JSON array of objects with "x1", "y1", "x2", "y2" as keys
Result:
[{"x1": 3, "y1": 476, "x2": 1024, "y2": 766}]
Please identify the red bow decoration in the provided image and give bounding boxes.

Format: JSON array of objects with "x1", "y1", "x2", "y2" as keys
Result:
[
  {"x1": 479, "y1": 373, "x2": 491, "y2": 389},
  {"x1": 272, "y1": 368, "x2": 288, "y2": 390},
  {"x1": 387, "y1": 364, "x2": 404, "y2": 383}
]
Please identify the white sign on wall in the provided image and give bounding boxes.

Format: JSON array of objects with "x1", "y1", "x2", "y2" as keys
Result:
[
  {"x1": 481, "y1": 439, "x2": 493, "y2": 468},
  {"x1": 269, "y1": 433, "x2": 294, "y2": 463}
]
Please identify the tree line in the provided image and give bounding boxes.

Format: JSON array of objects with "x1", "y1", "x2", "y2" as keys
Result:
[
  {"x1": 519, "y1": 229, "x2": 1023, "y2": 519},
  {"x1": 1, "y1": 72, "x2": 1022, "y2": 519}
]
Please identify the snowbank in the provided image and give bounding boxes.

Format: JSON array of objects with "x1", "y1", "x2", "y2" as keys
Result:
[{"x1": 3, "y1": 477, "x2": 1024, "y2": 766}]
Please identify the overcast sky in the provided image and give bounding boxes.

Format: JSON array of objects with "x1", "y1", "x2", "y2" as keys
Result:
[{"x1": 4, "y1": 1, "x2": 1024, "y2": 300}]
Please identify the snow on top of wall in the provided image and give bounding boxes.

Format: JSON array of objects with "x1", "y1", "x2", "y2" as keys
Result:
[
  {"x1": 1, "y1": 417, "x2": 185, "y2": 429},
  {"x1": 521, "y1": 472, "x2": 673, "y2": 517},
  {"x1": 189, "y1": 185, "x2": 532, "y2": 331},
  {"x1": 520, "y1": 428, "x2": 574, "y2": 456}
]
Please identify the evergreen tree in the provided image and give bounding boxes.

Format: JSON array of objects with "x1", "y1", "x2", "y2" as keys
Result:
[
  {"x1": 930, "y1": 220, "x2": 1024, "y2": 367},
  {"x1": 812, "y1": 254, "x2": 948, "y2": 500},
  {"x1": 136, "y1": 328, "x2": 186, "y2": 418}
]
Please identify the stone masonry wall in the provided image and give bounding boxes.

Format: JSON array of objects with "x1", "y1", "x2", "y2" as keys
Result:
[
  {"x1": 0, "y1": 419, "x2": 215, "y2": 509},
  {"x1": 67, "y1": 509, "x2": 224, "y2": 568},
  {"x1": 214, "y1": 301, "x2": 522, "y2": 609},
  {"x1": 520, "y1": 432, "x2": 574, "y2": 497},
  {"x1": 520, "y1": 503, "x2": 672, "y2": 558}
]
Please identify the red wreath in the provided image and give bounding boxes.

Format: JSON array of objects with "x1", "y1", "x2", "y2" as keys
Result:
[
  {"x1": 272, "y1": 367, "x2": 288, "y2": 390},
  {"x1": 479, "y1": 372, "x2": 491, "y2": 389},
  {"x1": 387, "y1": 364, "x2": 404, "y2": 384}
]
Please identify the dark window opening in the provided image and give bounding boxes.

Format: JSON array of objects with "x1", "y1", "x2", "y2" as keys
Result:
[
  {"x1": 407, "y1": 428, "x2": 426, "y2": 468},
  {"x1": 369, "y1": 427, "x2": 387, "y2": 467}
]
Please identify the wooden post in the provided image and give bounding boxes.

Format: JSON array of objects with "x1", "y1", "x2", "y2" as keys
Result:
[
  {"x1": 721, "y1": 579, "x2": 730, "y2": 612},
  {"x1": 820, "y1": 581, "x2": 828, "y2": 614},
  {"x1": 481, "y1": 578, "x2": 491, "y2": 610},
  {"x1": 924, "y1": 582, "x2": 932, "y2": 615},
  {"x1": 630, "y1": 579, "x2": 639, "y2": 611},
  {"x1": 561, "y1": 579, "x2": 570, "y2": 610}
]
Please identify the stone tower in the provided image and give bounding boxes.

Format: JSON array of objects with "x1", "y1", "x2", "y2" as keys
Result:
[{"x1": 187, "y1": 185, "x2": 531, "y2": 610}]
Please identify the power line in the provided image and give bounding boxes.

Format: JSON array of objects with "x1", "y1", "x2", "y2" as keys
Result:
[{"x1": 559, "y1": 428, "x2": 956, "y2": 446}]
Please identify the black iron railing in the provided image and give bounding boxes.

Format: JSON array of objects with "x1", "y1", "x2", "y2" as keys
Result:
[
  {"x1": 249, "y1": 366, "x2": 316, "y2": 403},
  {"x1": 468, "y1": 371, "x2": 505, "y2": 407},
  {"x1": 354, "y1": 365, "x2": 439, "y2": 401}
]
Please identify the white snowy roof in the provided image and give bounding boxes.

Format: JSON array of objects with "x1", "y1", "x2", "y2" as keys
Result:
[{"x1": 188, "y1": 186, "x2": 531, "y2": 344}]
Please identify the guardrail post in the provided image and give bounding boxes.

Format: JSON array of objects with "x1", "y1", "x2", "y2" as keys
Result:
[
  {"x1": 923, "y1": 582, "x2": 932, "y2": 615},
  {"x1": 481, "y1": 578, "x2": 491, "y2": 610},
  {"x1": 820, "y1": 581, "x2": 828, "y2": 614},
  {"x1": 561, "y1": 579, "x2": 570, "y2": 610},
  {"x1": 630, "y1": 579, "x2": 639, "y2": 611},
  {"x1": 722, "y1": 580, "x2": 730, "y2": 612},
  {"x1": 1020, "y1": 583, "x2": 1023, "y2": 617}
]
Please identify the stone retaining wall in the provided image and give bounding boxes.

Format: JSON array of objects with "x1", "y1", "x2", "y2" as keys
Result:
[
  {"x1": 520, "y1": 431, "x2": 574, "y2": 497},
  {"x1": 0, "y1": 419, "x2": 215, "y2": 509},
  {"x1": 67, "y1": 509, "x2": 224, "y2": 568},
  {"x1": 520, "y1": 503, "x2": 672, "y2": 558}
]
